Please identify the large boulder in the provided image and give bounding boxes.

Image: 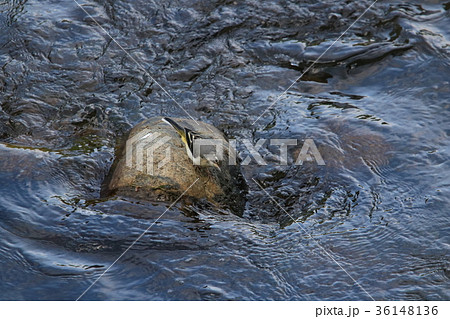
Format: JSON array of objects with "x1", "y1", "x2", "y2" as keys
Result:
[{"x1": 103, "y1": 117, "x2": 247, "y2": 215}]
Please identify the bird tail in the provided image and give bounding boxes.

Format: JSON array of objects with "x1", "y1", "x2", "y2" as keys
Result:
[{"x1": 162, "y1": 117, "x2": 184, "y2": 136}]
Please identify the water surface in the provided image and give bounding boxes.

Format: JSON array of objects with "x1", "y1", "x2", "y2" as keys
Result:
[{"x1": 0, "y1": 0, "x2": 449, "y2": 300}]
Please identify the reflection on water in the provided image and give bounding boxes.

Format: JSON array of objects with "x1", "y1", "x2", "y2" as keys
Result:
[{"x1": 0, "y1": 0, "x2": 449, "y2": 300}]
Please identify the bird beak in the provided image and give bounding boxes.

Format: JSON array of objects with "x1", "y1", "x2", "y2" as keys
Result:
[{"x1": 213, "y1": 162, "x2": 221, "y2": 171}]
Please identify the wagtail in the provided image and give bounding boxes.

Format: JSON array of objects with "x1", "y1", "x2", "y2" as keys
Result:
[{"x1": 162, "y1": 117, "x2": 222, "y2": 170}]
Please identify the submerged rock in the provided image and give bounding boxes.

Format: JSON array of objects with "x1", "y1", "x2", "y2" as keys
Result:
[{"x1": 103, "y1": 117, "x2": 247, "y2": 215}]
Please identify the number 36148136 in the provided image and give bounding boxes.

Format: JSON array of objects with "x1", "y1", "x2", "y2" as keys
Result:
[{"x1": 376, "y1": 306, "x2": 438, "y2": 316}]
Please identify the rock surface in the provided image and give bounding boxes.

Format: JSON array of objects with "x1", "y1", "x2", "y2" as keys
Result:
[{"x1": 104, "y1": 117, "x2": 246, "y2": 214}]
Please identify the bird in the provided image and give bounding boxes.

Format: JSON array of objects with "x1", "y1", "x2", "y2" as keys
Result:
[{"x1": 161, "y1": 117, "x2": 222, "y2": 170}]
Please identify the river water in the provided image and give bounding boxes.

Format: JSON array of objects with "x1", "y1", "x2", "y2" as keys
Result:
[{"x1": 0, "y1": 0, "x2": 449, "y2": 300}]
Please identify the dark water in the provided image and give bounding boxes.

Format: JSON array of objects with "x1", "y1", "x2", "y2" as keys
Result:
[{"x1": 0, "y1": 0, "x2": 449, "y2": 300}]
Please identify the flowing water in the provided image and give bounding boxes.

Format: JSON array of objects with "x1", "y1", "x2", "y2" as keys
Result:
[{"x1": 0, "y1": 0, "x2": 449, "y2": 300}]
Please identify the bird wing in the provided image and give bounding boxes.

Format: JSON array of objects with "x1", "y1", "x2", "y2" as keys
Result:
[{"x1": 184, "y1": 128, "x2": 198, "y2": 159}]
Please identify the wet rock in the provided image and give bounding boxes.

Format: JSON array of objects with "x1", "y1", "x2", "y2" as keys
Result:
[
  {"x1": 291, "y1": 120, "x2": 392, "y2": 170},
  {"x1": 104, "y1": 117, "x2": 247, "y2": 215}
]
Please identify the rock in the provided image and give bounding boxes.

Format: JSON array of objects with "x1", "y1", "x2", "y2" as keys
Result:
[
  {"x1": 103, "y1": 117, "x2": 247, "y2": 215},
  {"x1": 291, "y1": 121, "x2": 392, "y2": 170}
]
